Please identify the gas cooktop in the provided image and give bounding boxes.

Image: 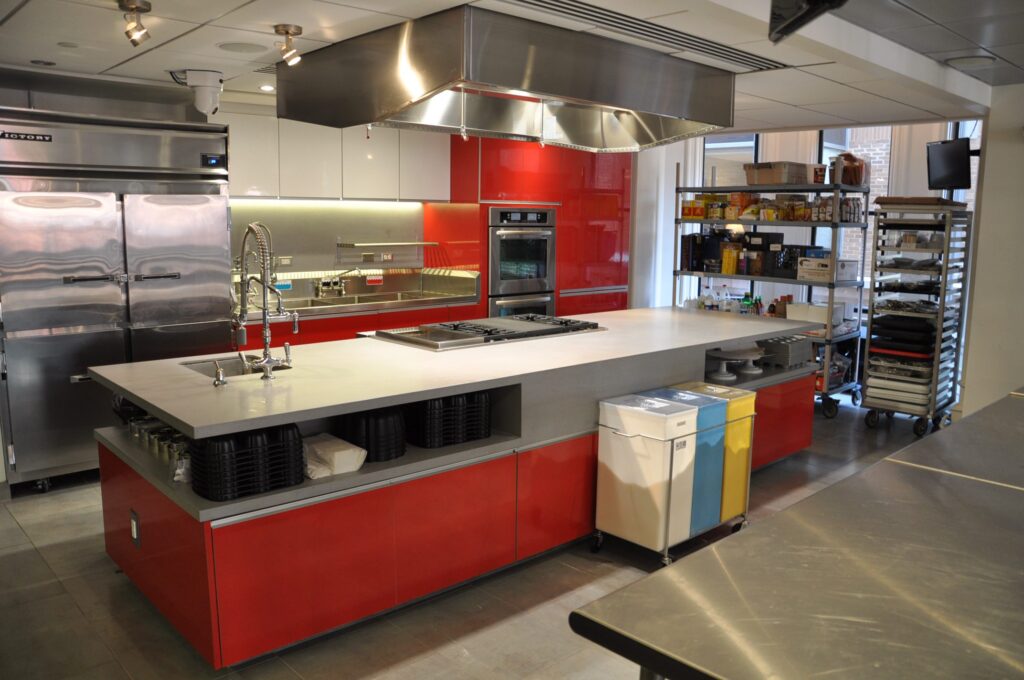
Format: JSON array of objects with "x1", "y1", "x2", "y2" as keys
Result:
[{"x1": 374, "y1": 315, "x2": 602, "y2": 350}]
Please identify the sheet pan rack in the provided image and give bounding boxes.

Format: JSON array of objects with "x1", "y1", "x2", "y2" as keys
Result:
[{"x1": 863, "y1": 204, "x2": 972, "y2": 436}]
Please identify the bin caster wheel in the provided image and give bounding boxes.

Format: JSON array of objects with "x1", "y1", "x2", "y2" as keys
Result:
[
  {"x1": 821, "y1": 397, "x2": 839, "y2": 419},
  {"x1": 661, "y1": 554, "x2": 674, "y2": 567},
  {"x1": 731, "y1": 520, "x2": 747, "y2": 534},
  {"x1": 885, "y1": 410, "x2": 894, "y2": 419},
  {"x1": 590, "y1": 532, "x2": 604, "y2": 553},
  {"x1": 34, "y1": 478, "x2": 51, "y2": 493},
  {"x1": 913, "y1": 417, "x2": 929, "y2": 437},
  {"x1": 851, "y1": 389, "x2": 862, "y2": 407},
  {"x1": 932, "y1": 414, "x2": 951, "y2": 431},
  {"x1": 865, "y1": 410, "x2": 879, "y2": 428}
]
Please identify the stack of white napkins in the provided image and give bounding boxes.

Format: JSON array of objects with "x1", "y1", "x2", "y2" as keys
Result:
[{"x1": 304, "y1": 433, "x2": 367, "y2": 479}]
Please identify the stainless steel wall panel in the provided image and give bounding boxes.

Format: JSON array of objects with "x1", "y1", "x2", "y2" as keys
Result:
[
  {"x1": 4, "y1": 329, "x2": 126, "y2": 479},
  {"x1": 123, "y1": 194, "x2": 231, "y2": 327},
  {"x1": 0, "y1": 191, "x2": 126, "y2": 332}
]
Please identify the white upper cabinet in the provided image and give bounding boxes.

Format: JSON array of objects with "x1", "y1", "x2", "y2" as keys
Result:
[
  {"x1": 278, "y1": 119, "x2": 343, "y2": 198},
  {"x1": 399, "y1": 129, "x2": 451, "y2": 201},
  {"x1": 342, "y1": 125, "x2": 400, "y2": 200},
  {"x1": 211, "y1": 112, "x2": 280, "y2": 197}
]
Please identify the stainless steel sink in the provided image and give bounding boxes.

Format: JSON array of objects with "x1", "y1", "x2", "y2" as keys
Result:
[{"x1": 182, "y1": 355, "x2": 293, "y2": 378}]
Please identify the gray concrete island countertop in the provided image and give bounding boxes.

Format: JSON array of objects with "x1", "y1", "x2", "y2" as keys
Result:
[{"x1": 90, "y1": 308, "x2": 816, "y2": 440}]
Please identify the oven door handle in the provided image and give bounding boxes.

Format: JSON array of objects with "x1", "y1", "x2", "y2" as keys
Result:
[
  {"x1": 495, "y1": 295, "x2": 553, "y2": 306},
  {"x1": 494, "y1": 229, "x2": 553, "y2": 237}
]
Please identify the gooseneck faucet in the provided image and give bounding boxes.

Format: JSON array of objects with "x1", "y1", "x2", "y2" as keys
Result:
[{"x1": 233, "y1": 221, "x2": 299, "y2": 379}]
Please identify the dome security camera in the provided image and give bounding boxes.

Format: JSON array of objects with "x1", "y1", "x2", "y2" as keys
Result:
[{"x1": 185, "y1": 70, "x2": 224, "y2": 116}]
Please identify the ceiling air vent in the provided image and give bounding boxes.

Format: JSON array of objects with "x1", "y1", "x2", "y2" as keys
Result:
[{"x1": 504, "y1": 0, "x2": 786, "y2": 71}]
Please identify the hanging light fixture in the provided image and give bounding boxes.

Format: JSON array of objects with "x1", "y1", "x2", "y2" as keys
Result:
[
  {"x1": 274, "y1": 24, "x2": 303, "y2": 67},
  {"x1": 118, "y1": 0, "x2": 152, "y2": 47}
]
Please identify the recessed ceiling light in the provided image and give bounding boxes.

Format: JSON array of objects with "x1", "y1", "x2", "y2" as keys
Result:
[
  {"x1": 218, "y1": 42, "x2": 268, "y2": 54},
  {"x1": 57, "y1": 42, "x2": 78, "y2": 49},
  {"x1": 945, "y1": 55, "x2": 997, "y2": 69},
  {"x1": 259, "y1": 84, "x2": 275, "y2": 92},
  {"x1": 30, "y1": 60, "x2": 56, "y2": 66}
]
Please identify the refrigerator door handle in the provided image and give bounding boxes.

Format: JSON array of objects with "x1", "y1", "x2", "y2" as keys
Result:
[
  {"x1": 69, "y1": 373, "x2": 93, "y2": 383},
  {"x1": 133, "y1": 273, "x2": 182, "y2": 281},
  {"x1": 63, "y1": 274, "x2": 119, "y2": 284}
]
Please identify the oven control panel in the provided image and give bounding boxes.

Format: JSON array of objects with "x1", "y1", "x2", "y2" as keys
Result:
[{"x1": 489, "y1": 207, "x2": 556, "y2": 226}]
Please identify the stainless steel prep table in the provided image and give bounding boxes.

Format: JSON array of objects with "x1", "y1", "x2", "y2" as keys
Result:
[{"x1": 570, "y1": 391, "x2": 1024, "y2": 679}]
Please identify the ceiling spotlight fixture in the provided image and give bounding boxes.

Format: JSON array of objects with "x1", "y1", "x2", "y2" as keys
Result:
[
  {"x1": 259, "y1": 84, "x2": 275, "y2": 92},
  {"x1": 119, "y1": 0, "x2": 152, "y2": 47},
  {"x1": 945, "y1": 55, "x2": 997, "y2": 69},
  {"x1": 274, "y1": 24, "x2": 303, "y2": 67}
]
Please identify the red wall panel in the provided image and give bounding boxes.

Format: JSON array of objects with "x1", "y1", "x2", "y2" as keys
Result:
[
  {"x1": 394, "y1": 456, "x2": 516, "y2": 602},
  {"x1": 99, "y1": 447, "x2": 221, "y2": 667},
  {"x1": 211, "y1": 487, "x2": 397, "y2": 666},
  {"x1": 556, "y1": 292, "x2": 628, "y2": 317},
  {"x1": 240, "y1": 313, "x2": 381, "y2": 350},
  {"x1": 450, "y1": 135, "x2": 479, "y2": 203},
  {"x1": 480, "y1": 139, "x2": 563, "y2": 203},
  {"x1": 516, "y1": 434, "x2": 597, "y2": 559},
  {"x1": 752, "y1": 374, "x2": 815, "y2": 469}
]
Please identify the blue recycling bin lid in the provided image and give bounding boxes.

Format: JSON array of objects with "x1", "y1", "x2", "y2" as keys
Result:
[{"x1": 640, "y1": 388, "x2": 727, "y2": 431}]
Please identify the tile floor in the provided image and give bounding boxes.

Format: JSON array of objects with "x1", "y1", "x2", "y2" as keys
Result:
[{"x1": 0, "y1": 399, "x2": 920, "y2": 680}]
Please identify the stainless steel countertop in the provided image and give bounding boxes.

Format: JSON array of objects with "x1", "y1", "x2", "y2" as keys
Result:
[{"x1": 570, "y1": 391, "x2": 1024, "y2": 679}]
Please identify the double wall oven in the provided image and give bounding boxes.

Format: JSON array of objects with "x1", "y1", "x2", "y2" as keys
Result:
[{"x1": 488, "y1": 207, "x2": 556, "y2": 317}]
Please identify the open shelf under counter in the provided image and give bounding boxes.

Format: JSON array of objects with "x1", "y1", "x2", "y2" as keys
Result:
[
  {"x1": 675, "y1": 270, "x2": 864, "y2": 289},
  {"x1": 676, "y1": 183, "x2": 869, "y2": 194},
  {"x1": 676, "y1": 218, "x2": 867, "y2": 229}
]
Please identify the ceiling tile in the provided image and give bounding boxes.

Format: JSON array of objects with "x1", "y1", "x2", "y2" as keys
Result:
[
  {"x1": 468, "y1": 1, "x2": 596, "y2": 31},
  {"x1": 799, "y1": 62, "x2": 888, "y2": 83},
  {"x1": 881, "y1": 24, "x2": 978, "y2": 53},
  {"x1": 733, "y1": 105, "x2": 854, "y2": 128},
  {"x1": 956, "y1": 63, "x2": 1024, "y2": 85},
  {"x1": 988, "y1": 43, "x2": 1024, "y2": 68},
  {"x1": 945, "y1": 12, "x2": 1024, "y2": 48},
  {"x1": 852, "y1": 78, "x2": 988, "y2": 117},
  {"x1": 833, "y1": 0, "x2": 932, "y2": 33},
  {"x1": 580, "y1": 0, "x2": 698, "y2": 20},
  {"x1": 0, "y1": 0, "x2": 197, "y2": 74},
  {"x1": 105, "y1": 49, "x2": 265, "y2": 82},
  {"x1": 138, "y1": 25, "x2": 326, "y2": 66},
  {"x1": 803, "y1": 96, "x2": 936, "y2": 123},
  {"x1": 897, "y1": 0, "x2": 1024, "y2": 22},
  {"x1": 736, "y1": 70, "x2": 868, "y2": 106},
  {"x1": 0, "y1": 0, "x2": 22, "y2": 19},
  {"x1": 63, "y1": 0, "x2": 250, "y2": 23},
  {"x1": 729, "y1": 115, "x2": 772, "y2": 131},
  {"x1": 670, "y1": 51, "x2": 751, "y2": 74},
  {"x1": 733, "y1": 92, "x2": 787, "y2": 111},
  {"x1": 323, "y1": 0, "x2": 464, "y2": 19},
  {"x1": 730, "y1": 39, "x2": 827, "y2": 67},
  {"x1": 224, "y1": 70, "x2": 277, "y2": 95},
  {"x1": 584, "y1": 27, "x2": 677, "y2": 54},
  {"x1": 651, "y1": 8, "x2": 768, "y2": 46},
  {"x1": 213, "y1": 0, "x2": 400, "y2": 42}
]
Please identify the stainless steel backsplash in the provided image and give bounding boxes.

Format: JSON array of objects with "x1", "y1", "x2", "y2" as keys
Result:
[{"x1": 228, "y1": 200, "x2": 425, "y2": 273}]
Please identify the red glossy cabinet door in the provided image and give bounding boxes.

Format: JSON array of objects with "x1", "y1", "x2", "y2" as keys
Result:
[
  {"x1": 556, "y1": 292, "x2": 627, "y2": 316},
  {"x1": 752, "y1": 374, "x2": 815, "y2": 469},
  {"x1": 558, "y1": 150, "x2": 632, "y2": 291},
  {"x1": 480, "y1": 139, "x2": 563, "y2": 203},
  {"x1": 211, "y1": 488, "x2": 397, "y2": 666},
  {"x1": 516, "y1": 434, "x2": 597, "y2": 559},
  {"x1": 394, "y1": 456, "x2": 516, "y2": 602}
]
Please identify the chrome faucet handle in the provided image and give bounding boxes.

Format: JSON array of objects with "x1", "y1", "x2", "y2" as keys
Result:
[
  {"x1": 284, "y1": 342, "x2": 292, "y2": 365},
  {"x1": 213, "y1": 360, "x2": 228, "y2": 387},
  {"x1": 261, "y1": 363, "x2": 274, "y2": 380},
  {"x1": 291, "y1": 312, "x2": 300, "y2": 334}
]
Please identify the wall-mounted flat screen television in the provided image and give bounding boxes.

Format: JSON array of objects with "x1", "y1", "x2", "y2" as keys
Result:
[{"x1": 927, "y1": 137, "x2": 971, "y2": 190}]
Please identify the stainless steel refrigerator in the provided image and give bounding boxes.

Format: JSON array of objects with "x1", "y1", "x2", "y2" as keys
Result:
[{"x1": 0, "y1": 107, "x2": 232, "y2": 485}]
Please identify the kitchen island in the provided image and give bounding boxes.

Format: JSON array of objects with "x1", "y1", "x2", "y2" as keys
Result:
[{"x1": 90, "y1": 308, "x2": 815, "y2": 668}]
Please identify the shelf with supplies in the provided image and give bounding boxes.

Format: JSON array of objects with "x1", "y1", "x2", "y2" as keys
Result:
[
  {"x1": 675, "y1": 218, "x2": 867, "y2": 229},
  {"x1": 672, "y1": 156, "x2": 870, "y2": 417},
  {"x1": 676, "y1": 183, "x2": 870, "y2": 194},
  {"x1": 863, "y1": 204, "x2": 973, "y2": 437},
  {"x1": 675, "y1": 271, "x2": 863, "y2": 289}
]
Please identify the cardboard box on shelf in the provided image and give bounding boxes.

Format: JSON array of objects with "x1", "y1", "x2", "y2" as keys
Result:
[
  {"x1": 743, "y1": 162, "x2": 825, "y2": 186},
  {"x1": 797, "y1": 258, "x2": 859, "y2": 283},
  {"x1": 785, "y1": 302, "x2": 845, "y2": 325}
]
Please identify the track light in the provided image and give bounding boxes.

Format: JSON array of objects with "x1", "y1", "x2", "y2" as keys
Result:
[
  {"x1": 118, "y1": 0, "x2": 151, "y2": 47},
  {"x1": 274, "y1": 24, "x2": 303, "y2": 67}
]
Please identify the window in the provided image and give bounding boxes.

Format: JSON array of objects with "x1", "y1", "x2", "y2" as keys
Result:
[{"x1": 703, "y1": 133, "x2": 756, "y2": 187}]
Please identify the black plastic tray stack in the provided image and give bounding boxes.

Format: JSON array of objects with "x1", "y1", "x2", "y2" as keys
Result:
[
  {"x1": 190, "y1": 424, "x2": 305, "y2": 502},
  {"x1": 406, "y1": 391, "x2": 491, "y2": 448},
  {"x1": 337, "y1": 408, "x2": 406, "y2": 462}
]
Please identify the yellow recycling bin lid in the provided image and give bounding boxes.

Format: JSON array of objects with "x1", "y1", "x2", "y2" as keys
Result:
[{"x1": 673, "y1": 381, "x2": 756, "y2": 422}]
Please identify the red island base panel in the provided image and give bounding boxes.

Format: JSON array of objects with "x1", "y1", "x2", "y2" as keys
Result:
[{"x1": 98, "y1": 433, "x2": 598, "y2": 668}]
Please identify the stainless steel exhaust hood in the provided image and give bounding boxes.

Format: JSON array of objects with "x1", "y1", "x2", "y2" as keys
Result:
[{"x1": 276, "y1": 6, "x2": 733, "y2": 153}]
